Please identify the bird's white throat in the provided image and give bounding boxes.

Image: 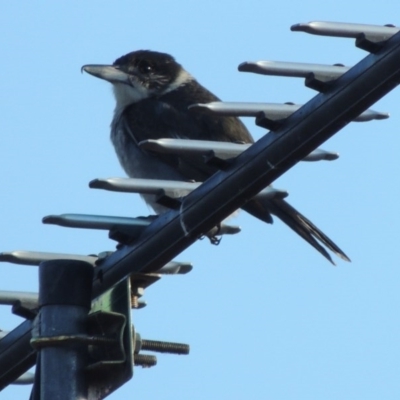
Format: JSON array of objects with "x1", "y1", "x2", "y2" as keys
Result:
[
  {"x1": 112, "y1": 69, "x2": 194, "y2": 111},
  {"x1": 112, "y1": 82, "x2": 149, "y2": 109}
]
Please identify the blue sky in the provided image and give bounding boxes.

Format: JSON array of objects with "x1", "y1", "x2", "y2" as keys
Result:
[{"x1": 1, "y1": 2, "x2": 400, "y2": 399}]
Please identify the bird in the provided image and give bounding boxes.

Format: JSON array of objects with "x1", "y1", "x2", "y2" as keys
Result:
[{"x1": 82, "y1": 50, "x2": 350, "y2": 264}]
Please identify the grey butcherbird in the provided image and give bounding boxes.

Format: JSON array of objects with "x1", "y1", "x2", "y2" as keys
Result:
[{"x1": 82, "y1": 50, "x2": 350, "y2": 264}]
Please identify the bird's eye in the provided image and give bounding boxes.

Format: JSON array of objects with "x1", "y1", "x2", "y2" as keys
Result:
[{"x1": 138, "y1": 61, "x2": 154, "y2": 74}]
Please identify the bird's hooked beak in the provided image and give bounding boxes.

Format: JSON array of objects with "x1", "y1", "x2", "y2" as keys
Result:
[{"x1": 81, "y1": 64, "x2": 131, "y2": 85}]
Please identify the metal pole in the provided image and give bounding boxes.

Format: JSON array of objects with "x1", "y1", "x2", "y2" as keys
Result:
[{"x1": 33, "y1": 260, "x2": 93, "y2": 400}]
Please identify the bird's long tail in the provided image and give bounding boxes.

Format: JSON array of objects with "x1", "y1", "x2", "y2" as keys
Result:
[{"x1": 242, "y1": 198, "x2": 350, "y2": 265}]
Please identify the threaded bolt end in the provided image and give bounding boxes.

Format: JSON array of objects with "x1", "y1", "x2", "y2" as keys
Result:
[
  {"x1": 134, "y1": 353, "x2": 157, "y2": 368},
  {"x1": 141, "y1": 339, "x2": 190, "y2": 355},
  {"x1": 131, "y1": 296, "x2": 139, "y2": 308}
]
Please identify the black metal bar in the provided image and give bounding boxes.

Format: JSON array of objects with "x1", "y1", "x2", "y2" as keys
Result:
[
  {"x1": 0, "y1": 319, "x2": 35, "y2": 391},
  {"x1": 1, "y1": 30, "x2": 400, "y2": 391},
  {"x1": 33, "y1": 260, "x2": 93, "y2": 399}
]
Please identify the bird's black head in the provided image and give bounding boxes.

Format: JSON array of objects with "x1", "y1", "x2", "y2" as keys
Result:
[
  {"x1": 82, "y1": 50, "x2": 193, "y2": 106},
  {"x1": 113, "y1": 50, "x2": 181, "y2": 91}
]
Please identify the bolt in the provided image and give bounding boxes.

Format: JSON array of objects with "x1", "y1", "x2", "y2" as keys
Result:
[
  {"x1": 131, "y1": 296, "x2": 146, "y2": 309},
  {"x1": 131, "y1": 295, "x2": 139, "y2": 308},
  {"x1": 134, "y1": 353, "x2": 157, "y2": 368},
  {"x1": 131, "y1": 286, "x2": 145, "y2": 309},
  {"x1": 141, "y1": 339, "x2": 190, "y2": 355}
]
